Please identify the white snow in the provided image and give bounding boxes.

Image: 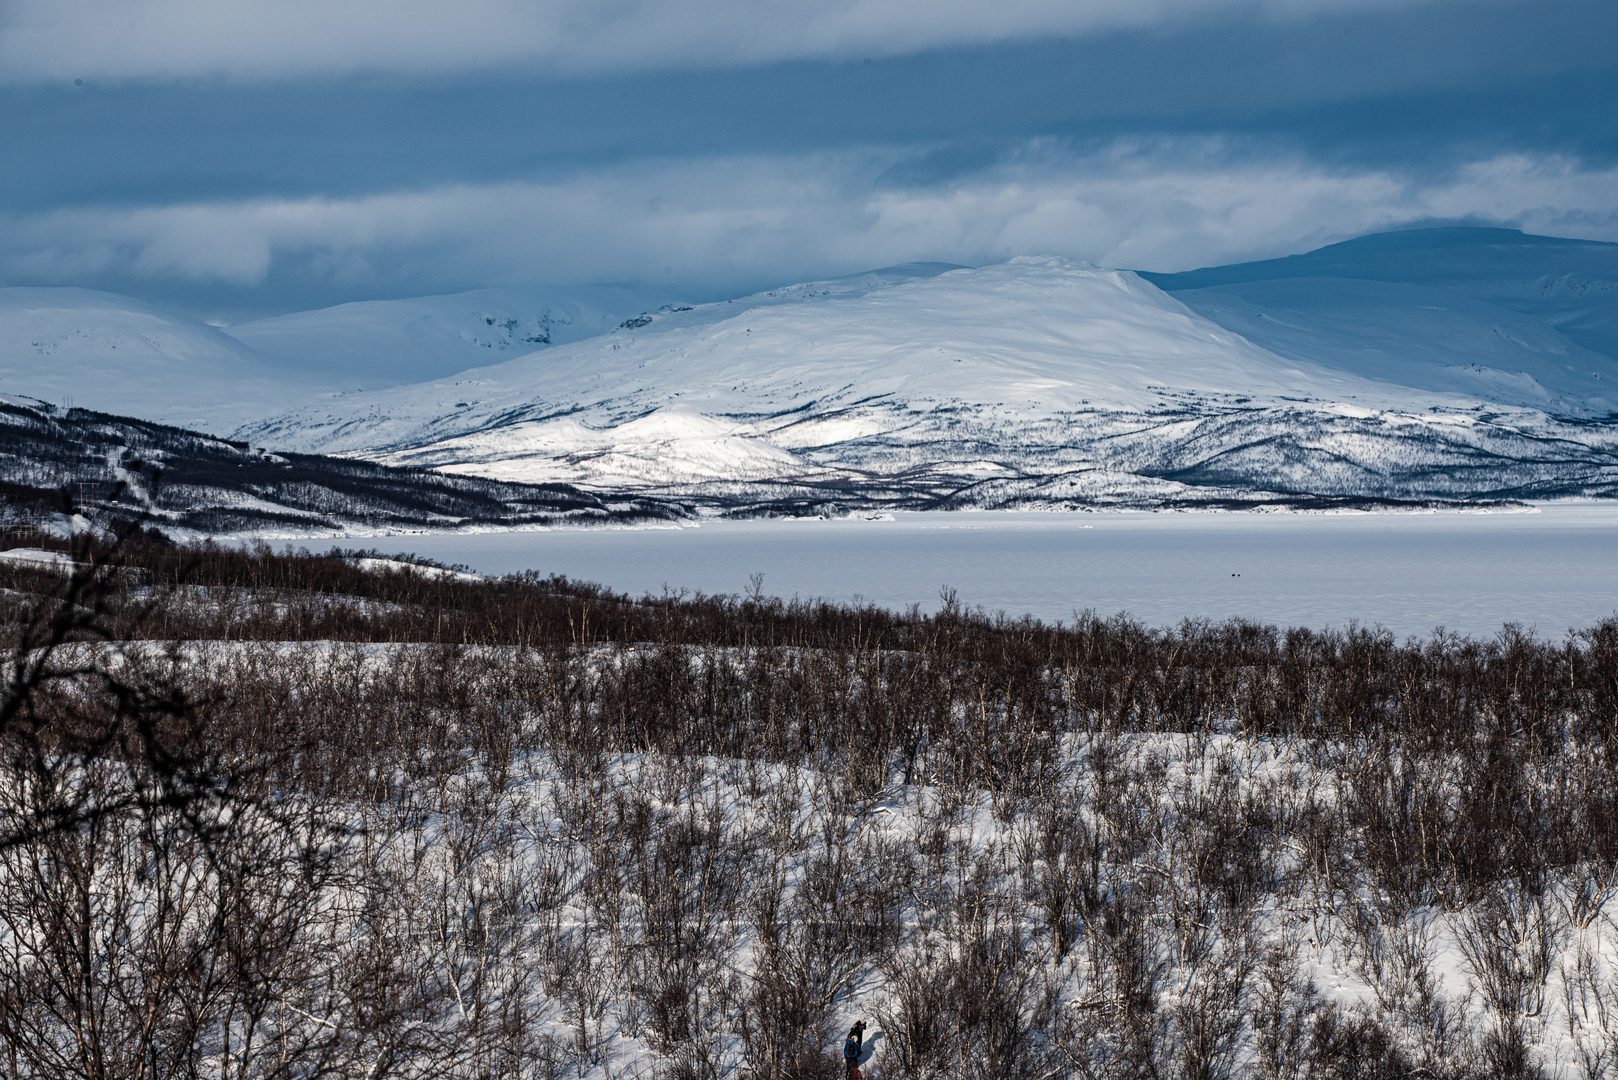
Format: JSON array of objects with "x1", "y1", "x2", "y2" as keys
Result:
[
  {"x1": 246, "y1": 258, "x2": 1399, "y2": 459},
  {"x1": 351, "y1": 556, "x2": 481, "y2": 581},
  {"x1": 392, "y1": 409, "x2": 825, "y2": 487},
  {"x1": 0, "y1": 547, "x2": 77, "y2": 572},
  {"x1": 0, "y1": 287, "x2": 319, "y2": 431},
  {"x1": 0, "y1": 283, "x2": 670, "y2": 432},
  {"x1": 1169, "y1": 277, "x2": 1618, "y2": 416},
  {"x1": 234, "y1": 253, "x2": 1618, "y2": 502},
  {"x1": 5, "y1": 231, "x2": 1616, "y2": 506},
  {"x1": 1149, "y1": 226, "x2": 1618, "y2": 415},
  {"x1": 220, "y1": 284, "x2": 674, "y2": 387}
]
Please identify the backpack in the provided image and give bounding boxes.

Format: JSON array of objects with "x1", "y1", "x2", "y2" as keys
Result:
[{"x1": 844, "y1": 1035, "x2": 860, "y2": 1061}]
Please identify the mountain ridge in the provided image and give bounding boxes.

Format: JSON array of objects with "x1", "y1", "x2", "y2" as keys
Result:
[
  {"x1": 1142, "y1": 226, "x2": 1618, "y2": 370},
  {"x1": 238, "y1": 252, "x2": 1618, "y2": 508},
  {"x1": 5, "y1": 229, "x2": 1618, "y2": 513}
]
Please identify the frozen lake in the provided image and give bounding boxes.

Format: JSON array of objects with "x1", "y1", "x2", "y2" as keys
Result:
[{"x1": 376, "y1": 504, "x2": 1618, "y2": 639}]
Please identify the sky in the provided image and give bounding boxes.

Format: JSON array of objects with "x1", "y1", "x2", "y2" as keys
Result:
[{"x1": 2, "y1": 0, "x2": 1617, "y2": 319}]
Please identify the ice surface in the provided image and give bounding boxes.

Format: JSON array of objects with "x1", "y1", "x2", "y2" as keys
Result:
[{"x1": 379, "y1": 504, "x2": 1618, "y2": 639}]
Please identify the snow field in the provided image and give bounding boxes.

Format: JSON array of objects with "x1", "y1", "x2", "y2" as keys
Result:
[
  {"x1": 7, "y1": 634, "x2": 1617, "y2": 1078},
  {"x1": 265, "y1": 719, "x2": 1618, "y2": 1078},
  {"x1": 228, "y1": 249, "x2": 1618, "y2": 505}
]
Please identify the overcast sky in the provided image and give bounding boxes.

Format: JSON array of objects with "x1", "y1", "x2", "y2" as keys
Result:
[{"x1": 3, "y1": 0, "x2": 1616, "y2": 318}]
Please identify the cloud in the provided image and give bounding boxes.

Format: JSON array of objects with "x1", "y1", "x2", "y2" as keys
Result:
[
  {"x1": 5, "y1": 143, "x2": 1615, "y2": 304},
  {"x1": 0, "y1": 0, "x2": 1490, "y2": 84}
]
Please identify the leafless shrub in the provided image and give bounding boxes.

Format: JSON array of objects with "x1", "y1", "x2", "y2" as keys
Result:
[
  {"x1": 1304, "y1": 1003, "x2": 1411, "y2": 1080},
  {"x1": 7, "y1": 540, "x2": 1618, "y2": 1078},
  {"x1": 1456, "y1": 889, "x2": 1560, "y2": 1080},
  {"x1": 876, "y1": 936, "x2": 954, "y2": 1080},
  {"x1": 1563, "y1": 933, "x2": 1618, "y2": 1080},
  {"x1": 1252, "y1": 938, "x2": 1318, "y2": 1080},
  {"x1": 1060, "y1": 888, "x2": 1172, "y2": 1080}
]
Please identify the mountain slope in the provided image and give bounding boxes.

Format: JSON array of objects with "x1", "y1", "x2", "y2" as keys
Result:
[
  {"x1": 220, "y1": 284, "x2": 675, "y2": 387},
  {"x1": 0, "y1": 284, "x2": 675, "y2": 434},
  {"x1": 1161, "y1": 277, "x2": 1618, "y2": 417},
  {"x1": 0, "y1": 287, "x2": 318, "y2": 432},
  {"x1": 1141, "y1": 228, "x2": 1618, "y2": 407},
  {"x1": 241, "y1": 258, "x2": 1391, "y2": 462},
  {"x1": 241, "y1": 256, "x2": 1618, "y2": 508},
  {"x1": 0, "y1": 395, "x2": 684, "y2": 535},
  {"x1": 12, "y1": 232, "x2": 1618, "y2": 514}
]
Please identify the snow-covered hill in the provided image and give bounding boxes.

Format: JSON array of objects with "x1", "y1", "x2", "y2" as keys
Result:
[
  {"x1": 0, "y1": 287, "x2": 317, "y2": 432},
  {"x1": 0, "y1": 395, "x2": 685, "y2": 536},
  {"x1": 243, "y1": 258, "x2": 1371, "y2": 453},
  {"x1": 1156, "y1": 277, "x2": 1617, "y2": 417},
  {"x1": 220, "y1": 284, "x2": 674, "y2": 387},
  {"x1": 0, "y1": 284, "x2": 671, "y2": 433},
  {"x1": 1143, "y1": 227, "x2": 1618, "y2": 415},
  {"x1": 8, "y1": 229, "x2": 1618, "y2": 512},
  {"x1": 241, "y1": 251, "x2": 1618, "y2": 508}
]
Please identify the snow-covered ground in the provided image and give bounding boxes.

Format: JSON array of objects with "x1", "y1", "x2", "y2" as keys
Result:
[
  {"x1": 375, "y1": 504, "x2": 1618, "y2": 639},
  {"x1": 276, "y1": 733, "x2": 1618, "y2": 1079},
  {"x1": 0, "y1": 286, "x2": 316, "y2": 431},
  {"x1": 240, "y1": 258, "x2": 1379, "y2": 457},
  {"x1": 10, "y1": 557, "x2": 1618, "y2": 1077},
  {"x1": 1143, "y1": 225, "x2": 1618, "y2": 368},
  {"x1": 0, "y1": 547, "x2": 76, "y2": 572},
  {"x1": 233, "y1": 258, "x2": 1474, "y2": 493},
  {"x1": 1167, "y1": 276, "x2": 1617, "y2": 417}
]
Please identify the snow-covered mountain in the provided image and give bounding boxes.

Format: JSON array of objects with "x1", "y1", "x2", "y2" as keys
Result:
[
  {"x1": 0, "y1": 395, "x2": 685, "y2": 536},
  {"x1": 220, "y1": 284, "x2": 674, "y2": 387},
  {"x1": 241, "y1": 247, "x2": 1618, "y2": 508},
  {"x1": 243, "y1": 259, "x2": 1363, "y2": 453},
  {"x1": 1141, "y1": 227, "x2": 1618, "y2": 419},
  {"x1": 0, "y1": 284, "x2": 671, "y2": 433},
  {"x1": 7, "y1": 228, "x2": 1618, "y2": 512},
  {"x1": 0, "y1": 287, "x2": 315, "y2": 432}
]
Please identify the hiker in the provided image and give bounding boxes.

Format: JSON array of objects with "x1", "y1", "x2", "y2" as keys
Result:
[{"x1": 843, "y1": 1021, "x2": 867, "y2": 1077}]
